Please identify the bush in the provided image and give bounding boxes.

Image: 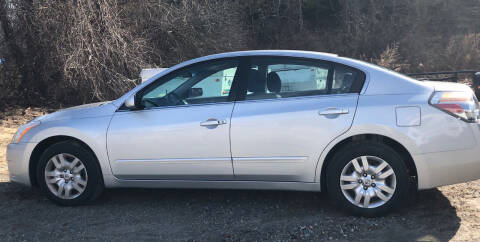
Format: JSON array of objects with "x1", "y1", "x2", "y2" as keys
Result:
[{"x1": 444, "y1": 33, "x2": 480, "y2": 70}]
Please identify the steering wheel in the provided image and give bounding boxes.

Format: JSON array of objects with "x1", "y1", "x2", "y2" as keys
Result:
[
  {"x1": 166, "y1": 92, "x2": 188, "y2": 105},
  {"x1": 143, "y1": 98, "x2": 159, "y2": 107}
]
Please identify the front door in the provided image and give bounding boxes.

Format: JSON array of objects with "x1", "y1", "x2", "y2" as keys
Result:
[
  {"x1": 107, "y1": 58, "x2": 242, "y2": 180},
  {"x1": 230, "y1": 56, "x2": 365, "y2": 182}
]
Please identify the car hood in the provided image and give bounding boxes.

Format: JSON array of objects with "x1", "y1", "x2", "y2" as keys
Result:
[{"x1": 34, "y1": 101, "x2": 118, "y2": 123}]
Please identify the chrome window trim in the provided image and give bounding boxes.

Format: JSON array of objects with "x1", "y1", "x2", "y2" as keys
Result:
[
  {"x1": 115, "y1": 101, "x2": 234, "y2": 113},
  {"x1": 235, "y1": 93, "x2": 359, "y2": 105},
  {"x1": 116, "y1": 93, "x2": 358, "y2": 113}
]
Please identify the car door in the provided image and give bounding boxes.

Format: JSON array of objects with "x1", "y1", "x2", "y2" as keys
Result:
[
  {"x1": 230, "y1": 56, "x2": 365, "y2": 182},
  {"x1": 107, "y1": 58, "x2": 243, "y2": 180}
]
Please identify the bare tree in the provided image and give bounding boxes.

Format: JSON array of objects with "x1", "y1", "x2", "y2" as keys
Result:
[{"x1": 0, "y1": 0, "x2": 479, "y2": 107}]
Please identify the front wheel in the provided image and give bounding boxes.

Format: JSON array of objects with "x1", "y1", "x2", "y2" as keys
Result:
[
  {"x1": 326, "y1": 141, "x2": 409, "y2": 217},
  {"x1": 37, "y1": 141, "x2": 104, "y2": 206}
]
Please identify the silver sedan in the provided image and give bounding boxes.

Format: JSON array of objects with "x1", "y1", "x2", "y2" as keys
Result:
[{"x1": 7, "y1": 50, "x2": 480, "y2": 216}]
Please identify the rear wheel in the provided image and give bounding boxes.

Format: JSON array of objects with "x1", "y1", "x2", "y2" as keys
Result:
[
  {"x1": 36, "y1": 141, "x2": 104, "y2": 206},
  {"x1": 326, "y1": 141, "x2": 409, "y2": 216}
]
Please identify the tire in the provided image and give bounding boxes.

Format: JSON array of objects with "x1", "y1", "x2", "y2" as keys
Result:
[
  {"x1": 36, "y1": 141, "x2": 104, "y2": 206},
  {"x1": 325, "y1": 141, "x2": 409, "y2": 217}
]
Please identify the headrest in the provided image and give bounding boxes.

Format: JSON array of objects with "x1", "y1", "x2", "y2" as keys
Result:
[
  {"x1": 342, "y1": 73, "x2": 354, "y2": 87},
  {"x1": 267, "y1": 72, "x2": 281, "y2": 93}
]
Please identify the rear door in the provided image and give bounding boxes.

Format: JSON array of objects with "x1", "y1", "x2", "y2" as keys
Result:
[{"x1": 230, "y1": 56, "x2": 365, "y2": 182}]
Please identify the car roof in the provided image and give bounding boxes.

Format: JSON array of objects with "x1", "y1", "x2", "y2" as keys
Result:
[
  {"x1": 200, "y1": 50, "x2": 339, "y2": 58},
  {"x1": 159, "y1": 50, "x2": 378, "y2": 78},
  {"x1": 183, "y1": 50, "x2": 340, "y2": 67},
  {"x1": 167, "y1": 50, "x2": 404, "y2": 77}
]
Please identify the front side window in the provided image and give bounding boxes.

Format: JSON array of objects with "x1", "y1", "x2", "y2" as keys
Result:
[
  {"x1": 139, "y1": 59, "x2": 238, "y2": 108},
  {"x1": 243, "y1": 57, "x2": 364, "y2": 100}
]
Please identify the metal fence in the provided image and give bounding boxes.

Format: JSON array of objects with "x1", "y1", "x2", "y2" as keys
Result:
[{"x1": 407, "y1": 70, "x2": 480, "y2": 98}]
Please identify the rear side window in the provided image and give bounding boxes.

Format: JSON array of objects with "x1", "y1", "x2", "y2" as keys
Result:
[
  {"x1": 268, "y1": 64, "x2": 329, "y2": 93},
  {"x1": 332, "y1": 65, "x2": 365, "y2": 94},
  {"x1": 242, "y1": 57, "x2": 365, "y2": 100}
]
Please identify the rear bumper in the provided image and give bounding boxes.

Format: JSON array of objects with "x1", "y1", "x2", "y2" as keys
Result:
[
  {"x1": 415, "y1": 147, "x2": 480, "y2": 189},
  {"x1": 6, "y1": 142, "x2": 36, "y2": 186}
]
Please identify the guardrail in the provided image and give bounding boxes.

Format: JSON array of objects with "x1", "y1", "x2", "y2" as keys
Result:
[{"x1": 407, "y1": 70, "x2": 480, "y2": 98}]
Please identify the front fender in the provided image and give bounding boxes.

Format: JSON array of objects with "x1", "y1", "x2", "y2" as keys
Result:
[{"x1": 26, "y1": 116, "x2": 114, "y2": 177}]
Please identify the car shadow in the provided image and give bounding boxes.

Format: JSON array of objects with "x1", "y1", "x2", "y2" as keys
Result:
[{"x1": 0, "y1": 182, "x2": 460, "y2": 241}]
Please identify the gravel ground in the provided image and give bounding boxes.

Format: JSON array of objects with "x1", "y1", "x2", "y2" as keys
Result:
[{"x1": 1, "y1": 107, "x2": 480, "y2": 241}]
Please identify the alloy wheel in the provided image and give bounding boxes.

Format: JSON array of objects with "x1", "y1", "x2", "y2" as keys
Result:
[
  {"x1": 44, "y1": 153, "x2": 88, "y2": 200},
  {"x1": 339, "y1": 156, "x2": 396, "y2": 208}
]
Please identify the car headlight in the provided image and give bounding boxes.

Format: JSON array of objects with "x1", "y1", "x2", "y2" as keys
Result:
[{"x1": 11, "y1": 121, "x2": 41, "y2": 144}]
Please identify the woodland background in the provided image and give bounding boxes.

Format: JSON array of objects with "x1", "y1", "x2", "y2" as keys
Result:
[{"x1": 0, "y1": 0, "x2": 479, "y2": 108}]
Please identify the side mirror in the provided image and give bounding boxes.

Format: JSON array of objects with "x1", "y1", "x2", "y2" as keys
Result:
[
  {"x1": 188, "y1": 88, "x2": 203, "y2": 98},
  {"x1": 124, "y1": 94, "x2": 137, "y2": 109}
]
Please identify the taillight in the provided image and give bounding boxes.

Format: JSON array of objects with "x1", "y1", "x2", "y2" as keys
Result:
[{"x1": 429, "y1": 91, "x2": 480, "y2": 122}]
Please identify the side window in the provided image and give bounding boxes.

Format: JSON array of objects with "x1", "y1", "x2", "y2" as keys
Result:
[
  {"x1": 269, "y1": 64, "x2": 328, "y2": 93},
  {"x1": 245, "y1": 58, "x2": 330, "y2": 100},
  {"x1": 191, "y1": 67, "x2": 236, "y2": 98},
  {"x1": 331, "y1": 65, "x2": 361, "y2": 94},
  {"x1": 139, "y1": 59, "x2": 238, "y2": 108},
  {"x1": 244, "y1": 57, "x2": 365, "y2": 100}
]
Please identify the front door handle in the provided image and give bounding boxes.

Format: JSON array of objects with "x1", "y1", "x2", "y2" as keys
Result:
[
  {"x1": 318, "y1": 107, "x2": 349, "y2": 115},
  {"x1": 200, "y1": 118, "x2": 227, "y2": 126}
]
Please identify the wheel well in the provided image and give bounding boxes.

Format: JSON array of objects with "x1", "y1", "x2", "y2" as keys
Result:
[
  {"x1": 28, "y1": 136, "x2": 101, "y2": 187},
  {"x1": 320, "y1": 134, "x2": 418, "y2": 191}
]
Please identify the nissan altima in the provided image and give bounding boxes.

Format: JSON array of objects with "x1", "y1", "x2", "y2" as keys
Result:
[{"x1": 7, "y1": 50, "x2": 480, "y2": 216}]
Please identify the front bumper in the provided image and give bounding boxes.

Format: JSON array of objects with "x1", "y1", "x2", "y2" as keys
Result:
[{"x1": 6, "y1": 142, "x2": 37, "y2": 186}]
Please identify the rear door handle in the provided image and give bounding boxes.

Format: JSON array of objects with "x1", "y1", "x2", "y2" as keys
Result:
[
  {"x1": 318, "y1": 107, "x2": 349, "y2": 115},
  {"x1": 200, "y1": 119, "x2": 227, "y2": 126}
]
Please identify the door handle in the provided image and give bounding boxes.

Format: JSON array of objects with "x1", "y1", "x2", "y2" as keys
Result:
[
  {"x1": 318, "y1": 107, "x2": 349, "y2": 116},
  {"x1": 200, "y1": 119, "x2": 227, "y2": 126}
]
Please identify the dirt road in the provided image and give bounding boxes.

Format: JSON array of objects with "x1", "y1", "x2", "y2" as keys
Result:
[{"x1": 1, "y1": 107, "x2": 479, "y2": 241}]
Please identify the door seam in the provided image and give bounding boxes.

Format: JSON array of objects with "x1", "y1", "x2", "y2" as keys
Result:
[{"x1": 229, "y1": 101, "x2": 236, "y2": 177}]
